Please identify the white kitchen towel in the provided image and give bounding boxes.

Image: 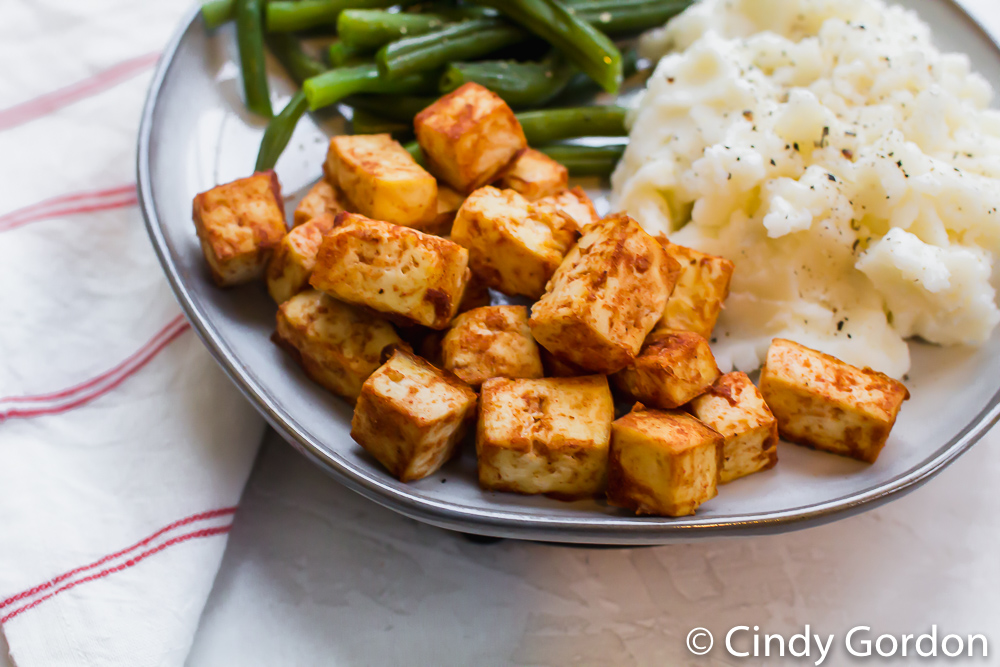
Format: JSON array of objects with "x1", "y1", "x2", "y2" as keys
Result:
[{"x1": 0, "y1": 1, "x2": 265, "y2": 665}]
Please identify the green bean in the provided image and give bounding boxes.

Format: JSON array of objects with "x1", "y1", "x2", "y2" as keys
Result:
[
  {"x1": 344, "y1": 94, "x2": 436, "y2": 122},
  {"x1": 471, "y1": 0, "x2": 621, "y2": 94},
  {"x1": 265, "y1": 0, "x2": 415, "y2": 33},
  {"x1": 303, "y1": 64, "x2": 439, "y2": 110},
  {"x1": 255, "y1": 38, "x2": 328, "y2": 170},
  {"x1": 236, "y1": 0, "x2": 273, "y2": 117},
  {"x1": 201, "y1": 0, "x2": 235, "y2": 28},
  {"x1": 255, "y1": 91, "x2": 309, "y2": 171},
  {"x1": 266, "y1": 1, "x2": 338, "y2": 32},
  {"x1": 338, "y1": 10, "x2": 451, "y2": 50},
  {"x1": 439, "y1": 54, "x2": 576, "y2": 108},
  {"x1": 429, "y1": 6, "x2": 496, "y2": 21},
  {"x1": 327, "y1": 40, "x2": 367, "y2": 67},
  {"x1": 351, "y1": 109, "x2": 413, "y2": 137},
  {"x1": 536, "y1": 143, "x2": 624, "y2": 177},
  {"x1": 376, "y1": 18, "x2": 527, "y2": 80},
  {"x1": 266, "y1": 33, "x2": 327, "y2": 84},
  {"x1": 402, "y1": 140, "x2": 426, "y2": 167},
  {"x1": 568, "y1": 0, "x2": 692, "y2": 34},
  {"x1": 518, "y1": 106, "x2": 626, "y2": 145},
  {"x1": 555, "y1": 47, "x2": 641, "y2": 102}
]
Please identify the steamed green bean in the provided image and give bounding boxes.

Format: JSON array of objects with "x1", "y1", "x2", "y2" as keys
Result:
[
  {"x1": 517, "y1": 105, "x2": 626, "y2": 145},
  {"x1": 376, "y1": 18, "x2": 527, "y2": 80},
  {"x1": 303, "y1": 64, "x2": 439, "y2": 110},
  {"x1": 236, "y1": 0, "x2": 273, "y2": 117},
  {"x1": 255, "y1": 91, "x2": 308, "y2": 171},
  {"x1": 536, "y1": 142, "x2": 625, "y2": 176},
  {"x1": 471, "y1": 0, "x2": 622, "y2": 94},
  {"x1": 201, "y1": 0, "x2": 235, "y2": 28},
  {"x1": 338, "y1": 10, "x2": 451, "y2": 50},
  {"x1": 439, "y1": 55, "x2": 576, "y2": 108}
]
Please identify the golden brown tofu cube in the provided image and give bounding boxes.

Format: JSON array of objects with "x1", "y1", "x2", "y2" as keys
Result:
[
  {"x1": 414, "y1": 82, "x2": 527, "y2": 194},
  {"x1": 415, "y1": 330, "x2": 445, "y2": 368},
  {"x1": 690, "y1": 372, "x2": 778, "y2": 483},
  {"x1": 192, "y1": 171, "x2": 287, "y2": 287},
  {"x1": 655, "y1": 241, "x2": 734, "y2": 339},
  {"x1": 498, "y1": 148, "x2": 568, "y2": 201},
  {"x1": 441, "y1": 305, "x2": 543, "y2": 387},
  {"x1": 326, "y1": 134, "x2": 437, "y2": 228},
  {"x1": 266, "y1": 213, "x2": 338, "y2": 304},
  {"x1": 529, "y1": 213, "x2": 679, "y2": 374},
  {"x1": 310, "y1": 213, "x2": 470, "y2": 330},
  {"x1": 540, "y1": 348, "x2": 590, "y2": 378},
  {"x1": 451, "y1": 186, "x2": 575, "y2": 299},
  {"x1": 293, "y1": 179, "x2": 348, "y2": 227},
  {"x1": 456, "y1": 271, "x2": 491, "y2": 314},
  {"x1": 759, "y1": 339, "x2": 909, "y2": 463},
  {"x1": 477, "y1": 376, "x2": 614, "y2": 498},
  {"x1": 351, "y1": 348, "x2": 477, "y2": 482},
  {"x1": 534, "y1": 186, "x2": 599, "y2": 233},
  {"x1": 415, "y1": 185, "x2": 465, "y2": 236},
  {"x1": 612, "y1": 330, "x2": 720, "y2": 409},
  {"x1": 607, "y1": 405, "x2": 723, "y2": 517},
  {"x1": 274, "y1": 290, "x2": 404, "y2": 401}
]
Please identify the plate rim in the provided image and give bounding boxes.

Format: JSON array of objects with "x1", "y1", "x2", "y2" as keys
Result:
[{"x1": 138, "y1": 0, "x2": 1000, "y2": 544}]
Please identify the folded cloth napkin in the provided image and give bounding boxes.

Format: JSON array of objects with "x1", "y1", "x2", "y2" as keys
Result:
[{"x1": 0, "y1": 1, "x2": 265, "y2": 665}]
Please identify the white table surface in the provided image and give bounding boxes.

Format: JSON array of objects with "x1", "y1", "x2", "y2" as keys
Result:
[
  {"x1": 182, "y1": 2, "x2": 1000, "y2": 665},
  {"x1": 187, "y1": 422, "x2": 1000, "y2": 666},
  {"x1": 3, "y1": 1, "x2": 996, "y2": 665}
]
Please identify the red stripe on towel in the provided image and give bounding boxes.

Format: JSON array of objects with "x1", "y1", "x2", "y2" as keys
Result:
[
  {"x1": 0, "y1": 184, "x2": 138, "y2": 233},
  {"x1": 0, "y1": 314, "x2": 191, "y2": 421},
  {"x1": 1, "y1": 525, "x2": 233, "y2": 625},
  {"x1": 0, "y1": 52, "x2": 160, "y2": 131},
  {"x1": 0, "y1": 507, "x2": 237, "y2": 611}
]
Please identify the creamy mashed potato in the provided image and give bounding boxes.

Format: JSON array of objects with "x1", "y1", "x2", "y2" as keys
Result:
[{"x1": 612, "y1": 0, "x2": 1000, "y2": 377}]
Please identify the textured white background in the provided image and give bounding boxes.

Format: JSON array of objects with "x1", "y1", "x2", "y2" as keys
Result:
[{"x1": 183, "y1": 2, "x2": 1000, "y2": 665}]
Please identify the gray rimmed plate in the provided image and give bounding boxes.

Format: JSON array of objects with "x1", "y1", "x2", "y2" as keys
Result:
[{"x1": 139, "y1": 0, "x2": 1000, "y2": 544}]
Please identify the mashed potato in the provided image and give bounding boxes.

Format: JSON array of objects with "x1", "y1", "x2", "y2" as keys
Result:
[{"x1": 612, "y1": 0, "x2": 1000, "y2": 377}]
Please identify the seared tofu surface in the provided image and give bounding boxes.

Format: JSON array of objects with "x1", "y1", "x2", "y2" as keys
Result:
[
  {"x1": 656, "y1": 241, "x2": 734, "y2": 339},
  {"x1": 690, "y1": 372, "x2": 778, "y2": 483},
  {"x1": 442, "y1": 305, "x2": 544, "y2": 387},
  {"x1": 451, "y1": 186, "x2": 575, "y2": 299},
  {"x1": 529, "y1": 213, "x2": 679, "y2": 374},
  {"x1": 455, "y1": 271, "x2": 492, "y2": 314},
  {"x1": 266, "y1": 213, "x2": 338, "y2": 304},
  {"x1": 414, "y1": 82, "x2": 527, "y2": 194},
  {"x1": 539, "y1": 348, "x2": 591, "y2": 378},
  {"x1": 352, "y1": 348, "x2": 477, "y2": 482},
  {"x1": 498, "y1": 148, "x2": 568, "y2": 201},
  {"x1": 612, "y1": 330, "x2": 720, "y2": 409},
  {"x1": 293, "y1": 178, "x2": 348, "y2": 227},
  {"x1": 192, "y1": 171, "x2": 287, "y2": 287},
  {"x1": 310, "y1": 213, "x2": 469, "y2": 329},
  {"x1": 759, "y1": 338, "x2": 908, "y2": 463},
  {"x1": 607, "y1": 405, "x2": 723, "y2": 517},
  {"x1": 327, "y1": 133, "x2": 438, "y2": 228},
  {"x1": 477, "y1": 376, "x2": 614, "y2": 498},
  {"x1": 274, "y1": 290, "x2": 404, "y2": 401},
  {"x1": 418, "y1": 185, "x2": 464, "y2": 237},
  {"x1": 534, "y1": 186, "x2": 599, "y2": 233}
]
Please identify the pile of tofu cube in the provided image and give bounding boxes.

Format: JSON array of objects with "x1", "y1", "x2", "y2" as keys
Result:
[{"x1": 191, "y1": 82, "x2": 909, "y2": 517}]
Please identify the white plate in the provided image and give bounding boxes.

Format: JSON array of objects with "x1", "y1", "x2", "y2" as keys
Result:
[{"x1": 139, "y1": 0, "x2": 1000, "y2": 544}]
